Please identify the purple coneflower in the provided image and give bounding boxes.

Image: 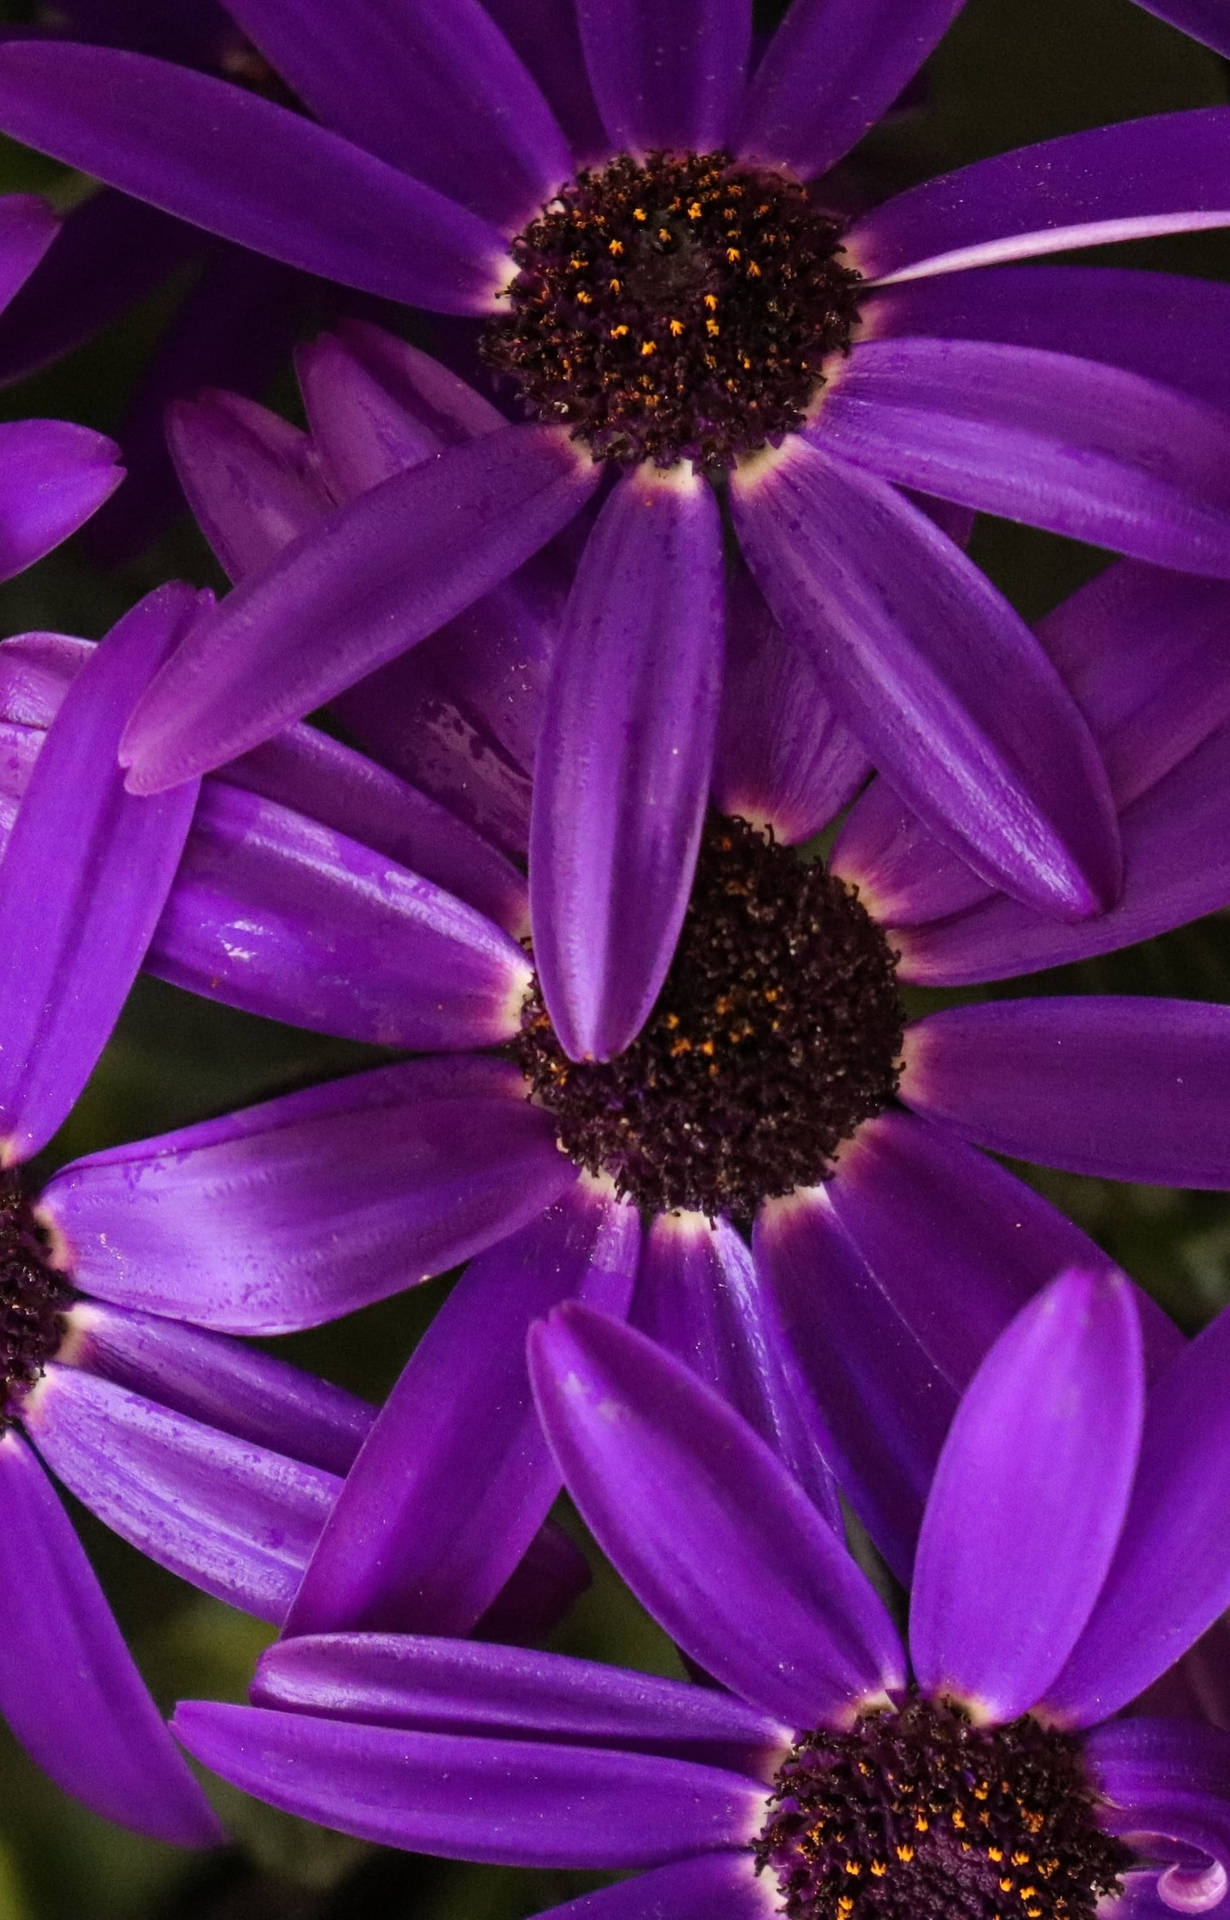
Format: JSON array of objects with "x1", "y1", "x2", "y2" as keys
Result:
[
  {"x1": 4, "y1": 6, "x2": 1230, "y2": 1041},
  {"x1": 173, "y1": 1271, "x2": 1230, "y2": 1920}
]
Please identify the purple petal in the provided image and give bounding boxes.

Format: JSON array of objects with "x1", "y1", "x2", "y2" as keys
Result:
[
  {"x1": 831, "y1": 775, "x2": 992, "y2": 929},
  {"x1": 0, "y1": 418, "x2": 120, "y2": 580},
  {"x1": 122, "y1": 423, "x2": 596, "y2": 791},
  {"x1": 154, "y1": 779, "x2": 532, "y2": 1046},
  {"x1": 902, "y1": 999, "x2": 1230, "y2": 1189},
  {"x1": 478, "y1": 1523, "x2": 593, "y2": 1646},
  {"x1": 0, "y1": 192, "x2": 58, "y2": 314},
  {"x1": 632, "y1": 1211, "x2": 840, "y2": 1529},
  {"x1": 849, "y1": 108, "x2": 1230, "y2": 284},
  {"x1": 173, "y1": 1701, "x2": 762, "y2": 1865},
  {"x1": 729, "y1": 437, "x2": 1121, "y2": 919},
  {"x1": 815, "y1": 340, "x2": 1230, "y2": 577},
  {"x1": 41, "y1": 1058, "x2": 577, "y2": 1333},
  {"x1": 0, "y1": 43, "x2": 507, "y2": 311},
  {"x1": 866, "y1": 265, "x2": 1230, "y2": 417},
  {"x1": 1130, "y1": 0, "x2": 1230, "y2": 54},
  {"x1": 1088, "y1": 1717, "x2": 1230, "y2": 1911},
  {"x1": 255, "y1": 1633, "x2": 785, "y2": 1774},
  {"x1": 1043, "y1": 1300, "x2": 1230, "y2": 1726},
  {"x1": 167, "y1": 389, "x2": 332, "y2": 584},
  {"x1": 0, "y1": 1430, "x2": 221, "y2": 1844},
  {"x1": 286, "y1": 1181, "x2": 639, "y2": 1638},
  {"x1": 711, "y1": 565, "x2": 868, "y2": 844},
  {"x1": 898, "y1": 717, "x2": 1230, "y2": 986},
  {"x1": 530, "y1": 1304, "x2": 906, "y2": 1728},
  {"x1": 735, "y1": 0, "x2": 962, "y2": 178},
  {"x1": 754, "y1": 1187, "x2": 958, "y2": 1583},
  {"x1": 576, "y1": 0, "x2": 748, "y2": 151},
  {"x1": 221, "y1": 0, "x2": 571, "y2": 229},
  {"x1": 909, "y1": 1268, "x2": 1144, "y2": 1723},
  {"x1": 529, "y1": 1854, "x2": 774, "y2": 1920},
  {"x1": 531, "y1": 466, "x2": 724, "y2": 1061},
  {"x1": 0, "y1": 584, "x2": 200, "y2": 1163},
  {"x1": 66, "y1": 1298, "x2": 372, "y2": 1476},
  {"x1": 25, "y1": 1363, "x2": 337, "y2": 1623},
  {"x1": 482, "y1": 0, "x2": 607, "y2": 158}
]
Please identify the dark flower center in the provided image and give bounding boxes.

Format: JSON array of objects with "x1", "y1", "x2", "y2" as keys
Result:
[
  {"x1": 483, "y1": 150, "x2": 863, "y2": 469},
  {"x1": 0, "y1": 1173, "x2": 69, "y2": 1431},
  {"x1": 516, "y1": 816, "x2": 902, "y2": 1217},
  {"x1": 756, "y1": 1695, "x2": 1134, "y2": 1920}
]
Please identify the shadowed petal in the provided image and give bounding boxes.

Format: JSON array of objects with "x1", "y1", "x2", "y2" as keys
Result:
[
  {"x1": 902, "y1": 1000, "x2": 1230, "y2": 1189},
  {"x1": 633, "y1": 1211, "x2": 840, "y2": 1528},
  {"x1": 1088, "y1": 1717, "x2": 1230, "y2": 1912},
  {"x1": 25, "y1": 1364, "x2": 337, "y2": 1623},
  {"x1": 909, "y1": 1269, "x2": 1144, "y2": 1724},
  {"x1": 850, "y1": 108, "x2": 1230, "y2": 285},
  {"x1": 735, "y1": 0, "x2": 962, "y2": 178},
  {"x1": 531, "y1": 466, "x2": 723, "y2": 1061},
  {"x1": 255, "y1": 1634, "x2": 786, "y2": 1776},
  {"x1": 0, "y1": 418, "x2": 120, "y2": 581},
  {"x1": 173, "y1": 1702, "x2": 763, "y2": 1865},
  {"x1": 41, "y1": 1058, "x2": 577, "y2": 1333},
  {"x1": 222, "y1": 0, "x2": 571, "y2": 229},
  {"x1": 831, "y1": 776, "x2": 991, "y2": 929},
  {"x1": 537, "y1": 1857, "x2": 774, "y2": 1920},
  {"x1": 0, "y1": 193, "x2": 58, "y2": 314},
  {"x1": 483, "y1": 0, "x2": 607, "y2": 157},
  {"x1": 576, "y1": 0, "x2": 748, "y2": 151},
  {"x1": 0, "y1": 43, "x2": 506, "y2": 310},
  {"x1": 122, "y1": 424, "x2": 597, "y2": 791},
  {"x1": 66, "y1": 1298, "x2": 372, "y2": 1475},
  {"x1": 1132, "y1": 0, "x2": 1230, "y2": 54},
  {"x1": 286, "y1": 1181, "x2": 639, "y2": 1637},
  {"x1": 168, "y1": 390, "x2": 332, "y2": 583},
  {"x1": 0, "y1": 1430, "x2": 221, "y2": 1844},
  {"x1": 530, "y1": 1304, "x2": 905, "y2": 1727},
  {"x1": 730, "y1": 438, "x2": 1121, "y2": 919},
  {"x1": 754, "y1": 1189, "x2": 957, "y2": 1583},
  {"x1": 815, "y1": 341, "x2": 1230, "y2": 577},
  {"x1": 712, "y1": 566, "x2": 867, "y2": 843},
  {"x1": 1043, "y1": 1300, "x2": 1230, "y2": 1726},
  {"x1": 0, "y1": 584, "x2": 200, "y2": 1164}
]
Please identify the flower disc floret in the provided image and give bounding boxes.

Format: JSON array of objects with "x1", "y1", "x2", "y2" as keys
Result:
[
  {"x1": 483, "y1": 151, "x2": 863, "y2": 469},
  {"x1": 517, "y1": 816, "x2": 903, "y2": 1216},
  {"x1": 0, "y1": 1172, "x2": 68, "y2": 1430},
  {"x1": 756, "y1": 1695, "x2": 1133, "y2": 1920}
]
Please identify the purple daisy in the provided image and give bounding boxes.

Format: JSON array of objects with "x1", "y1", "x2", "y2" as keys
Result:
[
  {"x1": 4, "y1": 8, "x2": 1230, "y2": 1043},
  {"x1": 172, "y1": 1270, "x2": 1230, "y2": 1920},
  {"x1": 0, "y1": 191, "x2": 121, "y2": 577}
]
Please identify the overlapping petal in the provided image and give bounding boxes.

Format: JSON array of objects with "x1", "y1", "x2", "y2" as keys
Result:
[{"x1": 576, "y1": 0, "x2": 749, "y2": 152}]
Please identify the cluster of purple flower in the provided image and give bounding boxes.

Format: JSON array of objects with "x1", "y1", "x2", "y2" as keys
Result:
[{"x1": 0, "y1": 1, "x2": 1229, "y2": 1915}]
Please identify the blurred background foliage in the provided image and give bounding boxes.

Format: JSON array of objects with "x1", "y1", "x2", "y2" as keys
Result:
[{"x1": 0, "y1": 0, "x2": 1226, "y2": 1911}]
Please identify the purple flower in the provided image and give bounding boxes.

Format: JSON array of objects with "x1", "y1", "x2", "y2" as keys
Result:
[
  {"x1": 171, "y1": 1270, "x2": 1230, "y2": 1920},
  {"x1": 3, "y1": 6, "x2": 1230, "y2": 1000},
  {"x1": 0, "y1": 192, "x2": 121, "y2": 575}
]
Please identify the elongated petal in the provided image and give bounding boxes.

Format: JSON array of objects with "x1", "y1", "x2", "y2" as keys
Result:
[
  {"x1": 173, "y1": 1702, "x2": 762, "y2": 1865},
  {"x1": 168, "y1": 390, "x2": 332, "y2": 584},
  {"x1": 41, "y1": 1058, "x2": 576, "y2": 1333},
  {"x1": 815, "y1": 340, "x2": 1230, "y2": 577},
  {"x1": 66, "y1": 1298, "x2": 372, "y2": 1476},
  {"x1": 0, "y1": 192, "x2": 58, "y2": 314},
  {"x1": 712, "y1": 567, "x2": 867, "y2": 843},
  {"x1": 123, "y1": 423, "x2": 596, "y2": 791},
  {"x1": 1088, "y1": 1717, "x2": 1230, "y2": 1911},
  {"x1": 831, "y1": 776, "x2": 992, "y2": 928},
  {"x1": 754, "y1": 1188, "x2": 957, "y2": 1583},
  {"x1": 902, "y1": 1000, "x2": 1230, "y2": 1189},
  {"x1": 286, "y1": 1181, "x2": 638, "y2": 1637},
  {"x1": 1043, "y1": 1300, "x2": 1230, "y2": 1726},
  {"x1": 0, "y1": 43, "x2": 506, "y2": 310},
  {"x1": 531, "y1": 1855, "x2": 774, "y2": 1920},
  {"x1": 0, "y1": 584, "x2": 200, "y2": 1163},
  {"x1": 530, "y1": 1304, "x2": 905, "y2": 1727},
  {"x1": 735, "y1": 0, "x2": 962, "y2": 177},
  {"x1": 482, "y1": 0, "x2": 606, "y2": 157},
  {"x1": 730, "y1": 438, "x2": 1120, "y2": 918},
  {"x1": 576, "y1": 0, "x2": 748, "y2": 151},
  {"x1": 256, "y1": 1633, "x2": 785, "y2": 1774},
  {"x1": 0, "y1": 418, "x2": 120, "y2": 581},
  {"x1": 910, "y1": 1268, "x2": 1143, "y2": 1723},
  {"x1": 633, "y1": 1211, "x2": 840, "y2": 1528},
  {"x1": 850, "y1": 108, "x2": 1230, "y2": 285},
  {"x1": 0, "y1": 1430, "x2": 220, "y2": 1844},
  {"x1": 25, "y1": 1365, "x2": 337, "y2": 1623},
  {"x1": 898, "y1": 718, "x2": 1230, "y2": 985},
  {"x1": 531, "y1": 466, "x2": 723, "y2": 1061},
  {"x1": 223, "y1": 0, "x2": 570, "y2": 229}
]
